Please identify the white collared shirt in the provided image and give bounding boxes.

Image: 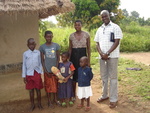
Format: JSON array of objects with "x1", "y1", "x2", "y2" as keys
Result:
[
  {"x1": 94, "y1": 21, "x2": 123, "y2": 58},
  {"x1": 22, "y1": 49, "x2": 43, "y2": 78}
]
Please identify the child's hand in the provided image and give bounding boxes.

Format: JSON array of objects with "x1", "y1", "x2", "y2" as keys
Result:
[
  {"x1": 23, "y1": 78, "x2": 27, "y2": 84},
  {"x1": 63, "y1": 77, "x2": 69, "y2": 82}
]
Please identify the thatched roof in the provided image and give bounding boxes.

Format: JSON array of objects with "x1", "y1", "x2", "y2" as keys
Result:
[{"x1": 0, "y1": 0, "x2": 75, "y2": 19}]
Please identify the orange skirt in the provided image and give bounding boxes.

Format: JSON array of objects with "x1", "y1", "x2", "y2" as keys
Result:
[{"x1": 44, "y1": 73, "x2": 58, "y2": 93}]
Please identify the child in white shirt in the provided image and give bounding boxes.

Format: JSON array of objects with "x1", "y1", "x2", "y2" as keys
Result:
[{"x1": 22, "y1": 38, "x2": 43, "y2": 111}]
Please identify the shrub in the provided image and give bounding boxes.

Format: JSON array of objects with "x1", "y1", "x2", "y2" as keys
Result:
[{"x1": 39, "y1": 24, "x2": 150, "y2": 52}]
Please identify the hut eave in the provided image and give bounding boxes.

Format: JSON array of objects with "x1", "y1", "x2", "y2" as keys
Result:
[{"x1": 0, "y1": 0, "x2": 75, "y2": 18}]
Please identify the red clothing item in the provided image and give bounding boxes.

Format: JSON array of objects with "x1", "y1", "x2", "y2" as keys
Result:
[
  {"x1": 44, "y1": 73, "x2": 58, "y2": 93},
  {"x1": 26, "y1": 70, "x2": 43, "y2": 90},
  {"x1": 70, "y1": 64, "x2": 75, "y2": 71}
]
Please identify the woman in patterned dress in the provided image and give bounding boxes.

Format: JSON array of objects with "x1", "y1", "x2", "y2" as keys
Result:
[{"x1": 68, "y1": 20, "x2": 91, "y2": 100}]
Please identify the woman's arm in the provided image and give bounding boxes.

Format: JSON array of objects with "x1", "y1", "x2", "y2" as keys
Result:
[
  {"x1": 87, "y1": 36, "x2": 91, "y2": 67},
  {"x1": 68, "y1": 39, "x2": 72, "y2": 60}
]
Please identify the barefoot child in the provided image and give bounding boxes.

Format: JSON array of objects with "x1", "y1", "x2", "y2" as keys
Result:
[
  {"x1": 39, "y1": 31, "x2": 60, "y2": 108},
  {"x1": 58, "y1": 52, "x2": 75, "y2": 107},
  {"x1": 22, "y1": 38, "x2": 43, "y2": 111},
  {"x1": 77, "y1": 56, "x2": 93, "y2": 111}
]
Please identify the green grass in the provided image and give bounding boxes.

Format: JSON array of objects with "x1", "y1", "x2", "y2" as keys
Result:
[{"x1": 118, "y1": 58, "x2": 150, "y2": 100}]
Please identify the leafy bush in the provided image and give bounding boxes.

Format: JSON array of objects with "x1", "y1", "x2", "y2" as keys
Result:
[
  {"x1": 120, "y1": 24, "x2": 150, "y2": 52},
  {"x1": 39, "y1": 24, "x2": 150, "y2": 52},
  {"x1": 40, "y1": 27, "x2": 97, "y2": 53}
]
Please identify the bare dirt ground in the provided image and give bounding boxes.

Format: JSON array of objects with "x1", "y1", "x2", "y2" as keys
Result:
[
  {"x1": 120, "y1": 52, "x2": 150, "y2": 66},
  {"x1": 0, "y1": 52, "x2": 150, "y2": 113}
]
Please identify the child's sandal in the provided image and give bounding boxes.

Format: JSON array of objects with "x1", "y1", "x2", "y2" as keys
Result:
[
  {"x1": 76, "y1": 104, "x2": 84, "y2": 109},
  {"x1": 61, "y1": 102, "x2": 67, "y2": 107},
  {"x1": 85, "y1": 106, "x2": 91, "y2": 111},
  {"x1": 68, "y1": 101, "x2": 74, "y2": 107},
  {"x1": 56, "y1": 101, "x2": 61, "y2": 107}
]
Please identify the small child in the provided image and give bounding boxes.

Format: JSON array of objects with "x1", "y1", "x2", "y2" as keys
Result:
[
  {"x1": 77, "y1": 56, "x2": 93, "y2": 111},
  {"x1": 22, "y1": 38, "x2": 43, "y2": 112},
  {"x1": 39, "y1": 30, "x2": 60, "y2": 108},
  {"x1": 58, "y1": 52, "x2": 75, "y2": 107}
]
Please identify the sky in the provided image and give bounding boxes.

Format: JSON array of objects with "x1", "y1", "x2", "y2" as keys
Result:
[
  {"x1": 119, "y1": 0, "x2": 150, "y2": 19},
  {"x1": 43, "y1": 0, "x2": 150, "y2": 23}
]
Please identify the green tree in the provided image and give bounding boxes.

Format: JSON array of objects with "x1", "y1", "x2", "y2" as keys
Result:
[
  {"x1": 39, "y1": 20, "x2": 47, "y2": 45},
  {"x1": 122, "y1": 9, "x2": 129, "y2": 17},
  {"x1": 56, "y1": 0, "x2": 123, "y2": 30},
  {"x1": 145, "y1": 18, "x2": 150, "y2": 26},
  {"x1": 120, "y1": 9, "x2": 147, "y2": 26},
  {"x1": 44, "y1": 21, "x2": 56, "y2": 28},
  {"x1": 138, "y1": 17, "x2": 145, "y2": 26},
  {"x1": 131, "y1": 11, "x2": 139, "y2": 19},
  {"x1": 57, "y1": 0, "x2": 100, "y2": 30}
]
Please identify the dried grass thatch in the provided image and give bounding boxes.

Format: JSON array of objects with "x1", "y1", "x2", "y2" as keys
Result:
[{"x1": 0, "y1": 0, "x2": 75, "y2": 18}]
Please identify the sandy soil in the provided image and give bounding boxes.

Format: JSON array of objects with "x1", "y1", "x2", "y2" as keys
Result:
[
  {"x1": 0, "y1": 52, "x2": 150, "y2": 113},
  {"x1": 120, "y1": 52, "x2": 150, "y2": 66}
]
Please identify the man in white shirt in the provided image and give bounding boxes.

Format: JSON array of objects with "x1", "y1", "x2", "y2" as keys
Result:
[
  {"x1": 22, "y1": 38, "x2": 43, "y2": 111},
  {"x1": 94, "y1": 10, "x2": 123, "y2": 108}
]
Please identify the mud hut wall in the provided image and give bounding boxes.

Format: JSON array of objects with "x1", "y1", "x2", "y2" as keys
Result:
[{"x1": 0, "y1": 13, "x2": 39, "y2": 74}]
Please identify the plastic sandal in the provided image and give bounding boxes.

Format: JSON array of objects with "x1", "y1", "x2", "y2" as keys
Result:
[
  {"x1": 109, "y1": 101, "x2": 118, "y2": 108},
  {"x1": 97, "y1": 97, "x2": 109, "y2": 103},
  {"x1": 69, "y1": 101, "x2": 74, "y2": 107},
  {"x1": 61, "y1": 102, "x2": 67, "y2": 107},
  {"x1": 85, "y1": 106, "x2": 91, "y2": 111},
  {"x1": 56, "y1": 101, "x2": 61, "y2": 106},
  {"x1": 76, "y1": 104, "x2": 84, "y2": 109}
]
